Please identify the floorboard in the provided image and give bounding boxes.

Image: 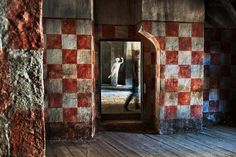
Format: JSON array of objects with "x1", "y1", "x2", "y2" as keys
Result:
[{"x1": 46, "y1": 126, "x2": 236, "y2": 157}]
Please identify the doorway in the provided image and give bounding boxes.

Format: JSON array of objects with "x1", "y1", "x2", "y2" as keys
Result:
[{"x1": 99, "y1": 41, "x2": 143, "y2": 124}]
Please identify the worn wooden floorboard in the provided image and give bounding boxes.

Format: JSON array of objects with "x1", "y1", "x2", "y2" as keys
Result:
[{"x1": 46, "y1": 126, "x2": 236, "y2": 157}]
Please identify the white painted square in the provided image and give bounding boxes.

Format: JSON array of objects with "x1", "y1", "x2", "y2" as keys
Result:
[
  {"x1": 192, "y1": 37, "x2": 204, "y2": 51},
  {"x1": 166, "y1": 37, "x2": 179, "y2": 51},
  {"x1": 209, "y1": 89, "x2": 219, "y2": 101},
  {"x1": 160, "y1": 79, "x2": 165, "y2": 90},
  {"x1": 77, "y1": 79, "x2": 92, "y2": 93},
  {"x1": 191, "y1": 65, "x2": 203, "y2": 78},
  {"x1": 210, "y1": 42, "x2": 221, "y2": 53},
  {"x1": 178, "y1": 51, "x2": 191, "y2": 65},
  {"x1": 177, "y1": 106, "x2": 190, "y2": 119},
  {"x1": 190, "y1": 92, "x2": 203, "y2": 105},
  {"x1": 115, "y1": 26, "x2": 128, "y2": 38},
  {"x1": 165, "y1": 65, "x2": 179, "y2": 78},
  {"x1": 219, "y1": 100, "x2": 227, "y2": 112},
  {"x1": 220, "y1": 54, "x2": 230, "y2": 65},
  {"x1": 62, "y1": 34, "x2": 77, "y2": 49},
  {"x1": 46, "y1": 19, "x2": 61, "y2": 34},
  {"x1": 179, "y1": 23, "x2": 192, "y2": 37},
  {"x1": 77, "y1": 107, "x2": 91, "y2": 123},
  {"x1": 48, "y1": 108, "x2": 63, "y2": 122},
  {"x1": 48, "y1": 79, "x2": 62, "y2": 93},
  {"x1": 77, "y1": 20, "x2": 91, "y2": 35},
  {"x1": 160, "y1": 51, "x2": 166, "y2": 65},
  {"x1": 203, "y1": 101, "x2": 209, "y2": 113},
  {"x1": 204, "y1": 53, "x2": 211, "y2": 65},
  {"x1": 43, "y1": 64, "x2": 47, "y2": 79},
  {"x1": 209, "y1": 65, "x2": 219, "y2": 77},
  {"x1": 62, "y1": 64, "x2": 77, "y2": 79},
  {"x1": 152, "y1": 22, "x2": 166, "y2": 36},
  {"x1": 178, "y1": 79, "x2": 191, "y2": 92},
  {"x1": 77, "y1": 50, "x2": 91, "y2": 64},
  {"x1": 47, "y1": 49, "x2": 62, "y2": 64},
  {"x1": 165, "y1": 92, "x2": 178, "y2": 106},
  {"x1": 231, "y1": 66, "x2": 236, "y2": 77},
  {"x1": 160, "y1": 106, "x2": 165, "y2": 120},
  {"x1": 63, "y1": 93, "x2": 77, "y2": 108}
]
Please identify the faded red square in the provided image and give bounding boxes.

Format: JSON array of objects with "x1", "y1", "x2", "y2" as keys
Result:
[
  {"x1": 102, "y1": 25, "x2": 115, "y2": 38},
  {"x1": 166, "y1": 51, "x2": 178, "y2": 64},
  {"x1": 159, "y1": 92, "x2": 165, "y2": 106},
  {"x1": 192, "y1": 51, "x2": 203, "y2": 64},
  {"x1": 209, "y1": 101, "x2": 219, "y2": 112},
  {"x1": 191, "y1": 79, "x2": 203, "y2": 91},
  {"x1": 231, "y1": 78, "x2": 236, "y2": 88},
  {"x1": 204, "y1": 65, "x2": 210, "y2": 77},
  {"x1": 221, "y1": 42, "x2": 231, "y2": 53},
  {"x1": 221, "y1": 65, "x2": 230, "y2": 76},
  {"x1": 165, "y1": 79, "x2": 178, "y2": 92},
  {"x1": 211, "y1": 30, "x2": 221, "y2": 41},
  {"x1": 209, "y1": 77, "x2": 219, "y2": 88},
  {"x1": 63, "y1": 79, "x2": 77, "y2": 93},
  {"x1": 204, "y1": 42, "x2": 211, "y2": 53},
  {"x1": 165, "y1": 106, "x2": 177, "y2": 120},
  {"x1": 179, "y1": 65, "x2": 191, "y2": 78},
  {"x1": 77, "y1": 93, "x2": 92, "y2": 107},
  {"x1": 77, "y1": 64, "x2": 91, "y2": 79},
  {"x1": 62, "y1": 19, "x2": 76, "y2": 34},
  {"x1": 179, "y1": 37, "x2": 192, "y2": 51},
  {"x1": 192, "y1": 23, "x2": 204, "y2": 37},
  {"x1": 211, "y1": 53, "x2": 220, "y2": 65},
  {"x1": 142, "y1": 21, "x2": 152, "y2": 33},
  {"x1": 160, "y1": 65, "x2": 165, "y2": 79},
  {"x1": 48, "y1": 93, "x2": 62, "y2": 108},
  {"x1": 203, "y1": 90, "x2": 209, "y2": 101},
  {"x1": 63, "y1": 108, "x2": 77, "y2": 122},
  {"x1": 231, "y1": 54, "x2": 236, "y2": 65},
  {"x1": 178, "y1": 92, "x2": 190, "y2": 105},
  {"x1": 166, "y1": 23, "x2": 179, "y2": 37},
  {"x1": 156, "y1": 36, "x2": 166, "y2": 50},
  {"x1": 190, "y1": 105, "x2": 202, "y2": 119},
  {"x1": 77, "y1": 35, "x2": 91, "y2": 49},
  {"x1": 62, "y1": 50, "x2": 77, "y2": 64},
  {"x1": 47, "y1": 34, "x2": 61, "y2": 49},
  {"x1": 220, "y1": 89, "x2": 229, "y2": 100},
  {"x1": 47, "y1": 64, "x2": 62, "y2": 79}
]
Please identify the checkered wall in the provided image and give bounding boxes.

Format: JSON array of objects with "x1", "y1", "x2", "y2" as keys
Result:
[
  {"x1": 43, "y1": 18, "x2": 94, "y2": 124},
  {"x1": 141, "y1": 22, "x2": 205, "y2": 122},
  {"x1": 204, "y1": 29, "x2": 236, "y2": 121}
]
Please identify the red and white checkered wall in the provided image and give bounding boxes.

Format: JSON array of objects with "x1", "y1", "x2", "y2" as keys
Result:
[
  {"x1": 141, "y1": 22, "x2": 205, "y2": 121},
  {"x1": 204, "y1": 29, "x2": 236, "y2": 119},
  {"x1": 43, "y1": 18, "x2": 94, "y2": 124}
]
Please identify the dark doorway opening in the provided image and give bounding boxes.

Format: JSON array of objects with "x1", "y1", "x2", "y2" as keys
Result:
[{"x1": 99, "y1": 41, "x2": 144, "y2": 131}]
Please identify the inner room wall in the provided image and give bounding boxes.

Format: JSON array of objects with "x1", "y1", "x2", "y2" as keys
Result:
[{"x1": 43, "y1": 0, "x2": 95, "y2": 139}]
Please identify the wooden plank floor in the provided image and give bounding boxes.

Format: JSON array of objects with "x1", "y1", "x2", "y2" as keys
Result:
[{"x1": 46, "y1": 126, "x2": 236, "y2": 157}]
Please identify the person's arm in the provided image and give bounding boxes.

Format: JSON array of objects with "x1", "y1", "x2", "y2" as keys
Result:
[{"x1": 119, "y1": 57, "x2": 124, "y2": 64}]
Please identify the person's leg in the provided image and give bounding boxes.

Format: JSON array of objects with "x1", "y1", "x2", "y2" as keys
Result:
[{"x1": 124, "y1": 92, "x2": 133, "y2": 111}]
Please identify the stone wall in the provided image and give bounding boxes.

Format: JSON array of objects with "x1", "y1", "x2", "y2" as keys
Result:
[{"x1": 0, "y1": 0, "x2": 44, "y2": 156}]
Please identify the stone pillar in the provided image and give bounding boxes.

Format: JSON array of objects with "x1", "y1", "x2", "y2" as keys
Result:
[{"x1": 0, "y1": 0, "x2": 45, "y2": 156}]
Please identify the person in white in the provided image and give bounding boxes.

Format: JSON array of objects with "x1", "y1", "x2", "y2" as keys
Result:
[{"x1": 108, "y1": 57, "x2": 124, "y2": 86}]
